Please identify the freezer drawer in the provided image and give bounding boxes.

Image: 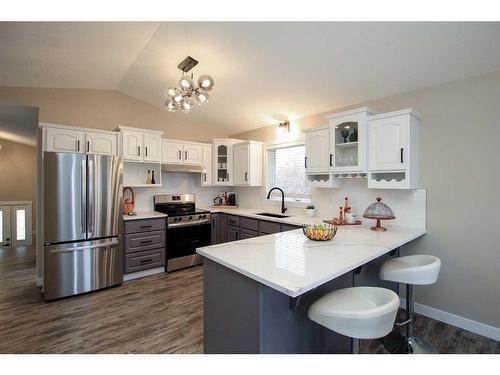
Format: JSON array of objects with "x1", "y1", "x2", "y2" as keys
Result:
[{"x1": 44, "y1": 237, "x2": 123, "y2": 300}]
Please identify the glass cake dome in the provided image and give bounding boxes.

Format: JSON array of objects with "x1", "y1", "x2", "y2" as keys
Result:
[{"x1": 363, "y1": 197, "x2": 395, "y2": 231}]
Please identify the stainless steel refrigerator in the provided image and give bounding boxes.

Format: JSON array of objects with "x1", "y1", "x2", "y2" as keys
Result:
[{"x1": 43, "y1": 152, "x2": 123, "y2": 300}]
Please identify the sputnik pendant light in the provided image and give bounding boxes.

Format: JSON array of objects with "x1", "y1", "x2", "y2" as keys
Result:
[{"x1": 165, "y1": 56, "x2": 215, "y2": 113}]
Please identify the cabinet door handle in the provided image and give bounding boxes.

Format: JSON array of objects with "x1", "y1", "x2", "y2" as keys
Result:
[
  {"x1": 185, "y1": 150, "x2": 187, "y2": 160},
  {"x1": 140, "y1": 258, "x2": 153, "y2": 264},
  {"x1": 86, "y1": 141, "x2": 90, "y2": 153},
  {"x1": 329, "y1": 154, "x2": 333, "y2": 167},
  {"x1": 77, "y1": 140, "x2": 80, "y2": 152},
  {"x1": 140, "y1": 240, "x2": 153, "y2": 244},
  {"x1": 304, "y1": 157, "x2": 308, "y2": 168},
  {"x1": 401, "y1": 148, "x2": 404, "y2": 163},
  {"x1": 140, "y1": 225, "x2": 152, "y2": 229},
  {"x1": 145, "y1": 146, "x2": 148, "y2": 157},
  {"x1": 204, "y1": 173, "x2": 207, "y2": 182},
  {"x1": 178, "y1": 150, "x2": 182, "y2": 160},
  {"x1": 138, "y1": 146, "x2": 140, "y2": 156},
  {"x1": 245, "y1": 172, "x2": 248, "y2": 181}
]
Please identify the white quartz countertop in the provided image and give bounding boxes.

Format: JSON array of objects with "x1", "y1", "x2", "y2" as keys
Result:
[
  {"x1": 123, "y1": 211, "x2": 168, "y2": 221},
  {"x1": 197, "y1": 225, "x2": 426, "y2": 298}
]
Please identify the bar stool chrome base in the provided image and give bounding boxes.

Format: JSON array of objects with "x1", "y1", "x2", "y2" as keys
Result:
[{"x1": 404, "y1": 337, "x2": 438, "y2": 354}]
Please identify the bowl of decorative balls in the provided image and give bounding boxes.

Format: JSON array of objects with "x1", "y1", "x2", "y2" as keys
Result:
[{"x1": 302, "y1": 224, "x2": 338, "y2": 241}]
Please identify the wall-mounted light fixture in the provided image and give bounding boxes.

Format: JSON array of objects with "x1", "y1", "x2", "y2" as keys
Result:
[{"x1": 278, "y1": 121, "x2": 290, "y2": 134}]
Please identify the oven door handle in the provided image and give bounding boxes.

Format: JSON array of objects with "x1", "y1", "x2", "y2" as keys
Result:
[{"x1": 168, "y1": 220, "x2": 211, "y2": 229}]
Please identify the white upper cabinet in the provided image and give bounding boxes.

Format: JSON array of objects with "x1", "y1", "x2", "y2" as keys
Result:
[
  {"x1": 367, "y1": 109, "x2": 419, "y2": 189},
  {"x1": 85, "y1": 131, "x2": 117, "y2": 155},
  {"x1": 143, "y1": 133, "x2": 161, "y2": 162},
  {"x1": 304, "y1": 127, "x2": 330, "y2": 173},
  {"x1": 183, "y1": 143, "x2": 203, "y2": 165},
  {"x1": 121, "y1": 130, "x2": 143, "y2": 161},
  {"x1": 161, "y1": 140, "x2": 203, "y2": 166},
  {"x1": 233, "y1": 141, "x2": 263, "y2": 186},
  {"x1": 201, "y1": 145, "x2": 212, "y2": 186},
  {"x1": 368, "y1": 114, "x2": 408, "y2": 171},
  {"x1": 233, "y1": 143, "x2": 249, "y2": 185},
  {"x1": 42, "y1": 124, "x2": 117, "y2": 155},
  {"x1": 162, "y1": 141, "x2": 184, "y2": 164},
  {"x1": 327, "y1": 107, "x2": 374, "y2": 174},
  {"x1": 44, "y1": 127, "x2": 85, "y2": 153},
  {"x1": 117, "y1": 127, "x2": 163, "y2": 163}
]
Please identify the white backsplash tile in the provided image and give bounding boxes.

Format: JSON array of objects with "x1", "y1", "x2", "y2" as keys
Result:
[{"x1": 131, "y1": 172, "x2": 426, "y2": 230}]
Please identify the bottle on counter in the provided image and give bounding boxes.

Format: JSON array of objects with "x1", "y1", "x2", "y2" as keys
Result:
[
  {"x1": 146, "y1": 170, "x2": 152, "y2": 184},
  {"x1": 151, "y1": 170, "x2": 156, "y2": 184}
]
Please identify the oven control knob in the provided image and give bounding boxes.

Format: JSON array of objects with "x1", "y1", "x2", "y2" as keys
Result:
[
  {"x1": 173, "y1": 218, "x2": 177, "y2": 222},
  {"x1": 189, "y1": 216, "x2": 193, "y2": 220},
  {"x1": 198, "y1": 215, "x2": 202, "y2": 220}
]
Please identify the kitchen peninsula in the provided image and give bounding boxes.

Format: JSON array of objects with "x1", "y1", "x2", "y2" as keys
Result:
[{"x1": 197, "y1": 224, "x2": 426, "y2": 353}]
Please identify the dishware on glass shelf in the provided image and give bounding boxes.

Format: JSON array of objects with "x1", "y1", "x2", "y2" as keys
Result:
[
  {"x1": 348, "y1": 152, "x2": 356, "y2": 166},
  {"x1": 341, "y1": 127, "x2": 350, "y2": 143},
  {"x1": 363, "y1": 197, "x2": 396, "y2": 231},
  {"x1": 302, "y1": 224, "x2": 338, "y2": 241},
  {"x1": 349, "y1": 127, "x2": 358, "y2": 142}
]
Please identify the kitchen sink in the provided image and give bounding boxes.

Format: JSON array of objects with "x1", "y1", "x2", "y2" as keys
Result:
[{"x1": 256, "y1": 212, "x2": 291, "y2": 218}]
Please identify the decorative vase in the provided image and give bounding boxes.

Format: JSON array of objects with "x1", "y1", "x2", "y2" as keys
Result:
[{"x1": 306, "y1": 208, "x2": 315, "y2": 218}]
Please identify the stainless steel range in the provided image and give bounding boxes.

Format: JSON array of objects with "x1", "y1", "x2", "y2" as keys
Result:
[{"x1": 154, "y1": 194, "x2": 211, "y2": 272}]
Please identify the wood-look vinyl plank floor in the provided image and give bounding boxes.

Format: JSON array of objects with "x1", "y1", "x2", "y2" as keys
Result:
[{"x1": 0, "y1": 246, "x2": 498, "y2": 354}]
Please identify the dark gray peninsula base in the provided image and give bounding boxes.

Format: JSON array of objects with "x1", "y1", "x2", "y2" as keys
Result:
[{"x1": 203, "y1": 253, "x2": 398, "y2": 354}]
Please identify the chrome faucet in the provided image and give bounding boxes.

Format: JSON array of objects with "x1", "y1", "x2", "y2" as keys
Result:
[{"x1": 266, "y1": 187, "x2": 287, "y2": 214}]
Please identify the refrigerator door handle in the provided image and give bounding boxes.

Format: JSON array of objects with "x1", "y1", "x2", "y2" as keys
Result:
[
  {"x1": 81, "y1": 159, "x2": 87, "y2": 235},
  {"x1": 87, "y1": 157, "x2": 95, "y2": 235},
  {"x1": 49, "y1": 240, "x2": 120, "y2": 254}
]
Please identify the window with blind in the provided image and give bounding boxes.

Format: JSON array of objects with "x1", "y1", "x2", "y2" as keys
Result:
[{"x1": 267, "y1": 144, "x2": 311, "y2": 202}]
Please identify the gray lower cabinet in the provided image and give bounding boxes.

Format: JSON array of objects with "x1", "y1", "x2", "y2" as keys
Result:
[
  {"x1": 211, "y1": 213, "x2": 227, "y2": 245},
  {"x1": 124, "y1": 218, "x2": 166, "y2": 273},
  {"x1": 210, "y1": 213, "x2": 301, "y2": 245},
  {"x1": 259, "y1": 220, "x2": 281, "y2": 235},
  {"x1": 227, "y1": 225, "x2": 240, "y2": 242},
  {"x1": 240, "y1": 228, "x2": 258, "y2": 239},
  {"x1": 281, "y1": 224, "x2": 301, "y2": 232}
]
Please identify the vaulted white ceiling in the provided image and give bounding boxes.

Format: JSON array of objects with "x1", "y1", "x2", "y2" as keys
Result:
[{"x1": 1, "y1": 22, "x2": 500, "y2": 135}]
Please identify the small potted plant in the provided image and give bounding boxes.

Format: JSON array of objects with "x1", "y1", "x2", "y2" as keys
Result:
[{"x1": 306, "y1": 204, "x2": 316, "y2": 218}]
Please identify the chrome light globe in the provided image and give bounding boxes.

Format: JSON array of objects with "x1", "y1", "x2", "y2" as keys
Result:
[
  {"x1": 173, "y1": 92, "x2": 184, "y2": 104},
  {"x1": 166, "y1": 87, "x2": 178, "y2": 98},
  {"x1": 197, "y1": 74, "x2": 215, "y2": 91},
  {"x1": 181, "y1": 98, "x2": 194, "y2": 113},
  {"x1": 179, "y1": 76, "x2": 195, "y2": 92},
  {"x1": 165, "y1": 99, "x2": 177, "y2": 112},
  {"x1": 194, "y1": 90, "x2": 209, "y2": 105}
]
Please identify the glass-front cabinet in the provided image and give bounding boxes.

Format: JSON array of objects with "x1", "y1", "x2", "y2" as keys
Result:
[
  {"x1": 212, "y1": 139, "x2": 241, "y2": 186},
  {"x1": 328, "y1": 107, "x2": 374, "y2": 174}
]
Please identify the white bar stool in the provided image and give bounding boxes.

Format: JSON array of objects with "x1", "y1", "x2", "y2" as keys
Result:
[
  {"x1": 379, "y1": 254, "x2": 442, "y2": 354},
  {"x1": 308, "y1": 287, "x2": 400, "y2": 353}
]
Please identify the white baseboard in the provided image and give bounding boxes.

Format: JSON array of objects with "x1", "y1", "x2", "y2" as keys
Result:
[
  {"x1": 400, "y1": 298, "x2": 500, "y2": 341},
  {"x1": 123, "y1": 267, "x2": 165, "y2": 281},
  {"x1": 36, "y1": 277, "x2": 43, "y2": 287}
]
